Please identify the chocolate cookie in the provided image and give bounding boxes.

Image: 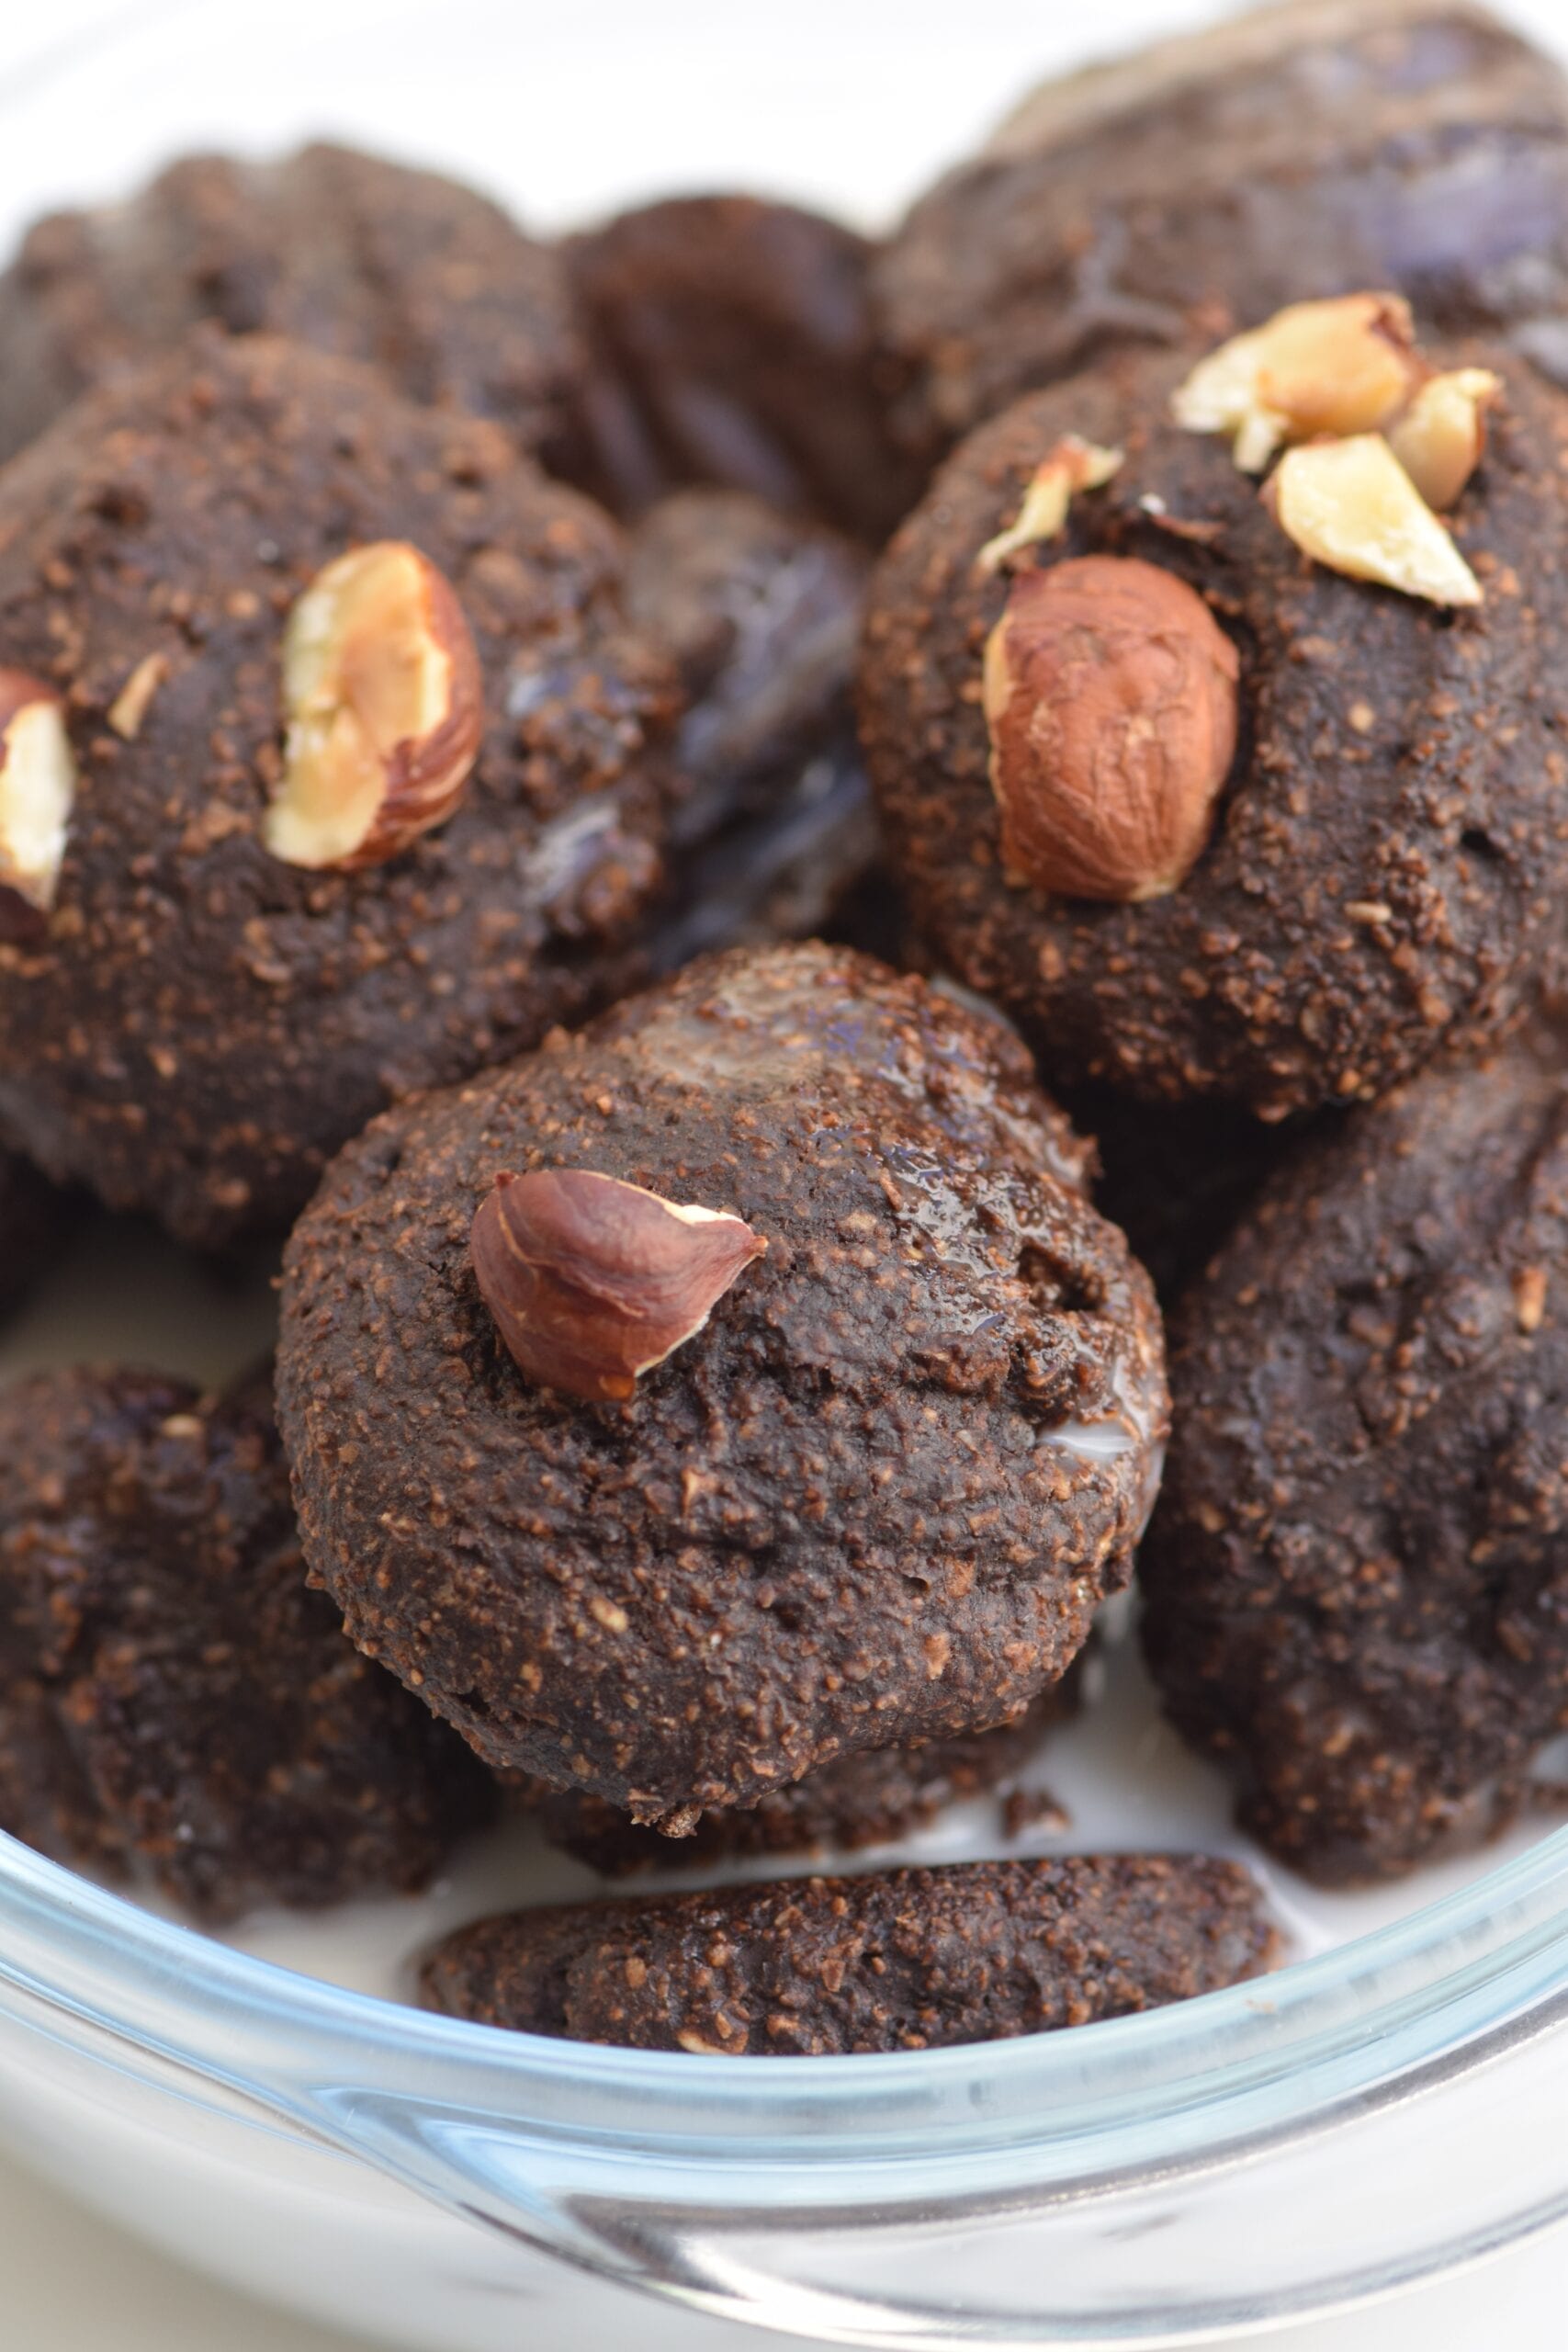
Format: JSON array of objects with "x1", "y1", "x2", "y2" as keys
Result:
[
  {"x1": 873, "y1": 0, "x2": 1568, "y2": 463},
  {"x1": 277, "y1": 942, "x2": 1167, "y2": 1822},
  {"x1": 1140, "y1": 1017, "x2": 1568, "y2": 1883},
  {"x1": 420, "y1": 1854, "x2": 1278, "y2": 2051},
  {"x1": 0, "y1": 143, "x2": 581, "y2": 469},
  {"x1": 564, "y1": 195, "x2": 919, "y2": 542},
  {"x1": 0, "y1": 1366, "x2": 493, "y2": 1917},
  {"x1": 858, "y1": 339, "x2": 1568, "y2": 1117},
  {"x1": 626, "y1": 489, "x2": 883, "y2": 963},
  {"x1": 517, "y1": 1685, "x2": 1072, "y2": 1876},
  {"x1": 0, "y1": 331, "x2": 680, "y2": 1247},
  {"x1": 0, "y1": 1151, "x2": 73, "y2": 1321}
]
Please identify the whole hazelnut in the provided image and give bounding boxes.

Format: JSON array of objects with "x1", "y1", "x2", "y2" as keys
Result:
[
  {"x1": 982, "y1": 555, "x2": 1239, "y2": 904},
  {"x1": 471, "y1": 1167, "x2": 767, "y2": 1403},
  {"x1": 0, "y1": 667, "x2": 76, "y2": 933},
  {"x1": 265, "y1": 541, "x2": 483, "y2": 871}
]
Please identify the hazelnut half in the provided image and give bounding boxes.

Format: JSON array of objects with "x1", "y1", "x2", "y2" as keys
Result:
[
  {"x1": 1172, "y1": 294, "x2": 1424, "y2": 473},
  {"x1": 982, "y1": 554, "x2": 1239, "y2": 903},
  {"x1": 1266, "y1": 435, "x2": 1483, "y2": 607},
  {"x1": 975, "y1": 436, "x2": 1123, "y2": 573},
  {"x1": 471, "y1": 1167, "x2": 767, "y2": 1403},
  {"x1": 1386, "y1": 368, "x2": 1501, "y2": 512},
  {"x1": 0, "y1": 668, "x2": 76, "y2": 929},
  {"x1": 265, "y1": 541, "x2": 483, "y2": 871}
]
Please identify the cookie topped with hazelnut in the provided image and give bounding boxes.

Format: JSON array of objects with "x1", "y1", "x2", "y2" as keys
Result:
[
  {"x1": 859, "y1": 318, "x2": 1568, "y2": 1117},
  {"x1": 872, "y1": 0, "x2": 1568, "y2": 465},
  {"x1": 0, "y1": 1364, "x2": 494, "y2": 1918},
  {"x1": 0, "y1": 142, "x2": 581, "y2": 469},
  {"x1": 276, "y1": 941, "x2": 1167, "y2": 1826},
  {"x1": 0, "y1": 330, "x2": 682, "y2": 1247},
  {"x1": 1141, "y1": 1012, "x2": 1568, "y2": 1885}
]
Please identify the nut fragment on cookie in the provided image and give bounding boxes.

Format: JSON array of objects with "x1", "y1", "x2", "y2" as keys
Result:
[
  {"x1": 1387, "y1": 369, "x2": 1501, "y2": 512},
  {"x1": 1266, "y1": 435, "x2": 1483, "y2": 607},
  {"x1": 265, "y1": 540, "x2": 483, "y2": 870},
  {"x1": 1171, "y1": 294, "x2": 1423, "y2": 474},
  {"x1": 0, "y1": 668, "x2": 75, "y2": 922},
  {"x1": 982, "y1": 554, "x2": 1238, "y2": 902},
  {"x1": 471, "y1": 1166, "x2": 766, "y2": 1402},
  {"x1": 975, "y1": 436, "x2": 1123, "y2": 572}
]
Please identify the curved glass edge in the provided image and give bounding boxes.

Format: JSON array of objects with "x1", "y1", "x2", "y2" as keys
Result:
[{"x1": 2, "y1": 1823, "x2": 1567, "y2": 2161}]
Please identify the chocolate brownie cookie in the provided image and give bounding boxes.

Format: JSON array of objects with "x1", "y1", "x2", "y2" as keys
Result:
[
  {"x1": 517, "y1": 1685, "x2": 1072, "y2": 1876},
  {"x1": 1141, "y1": 1016, "x2": 1568, "y2": 1883},
  {"x1": 564, "y1": 196, "x2": 919, "y2": 542},
  {"x1": 625, "y1": 490, "x2": 883, "y2": 963},
  {"x1": 859, "y1": 337, "x2": 1568, "y2": 1117},
  {"x1": 0, "y1": 331, "x2": 681, "y2": 1247},
  {"x1": 0, "y1": 1151, "x2": 73, "y2": 1322},
  {"x1": 420, "y1": 1854, "x2": 1279, "y2": 2050},
  {"x1": 278, "y1": 942, "x2": 1167, "y2": 1822},
  {"x1": 873, "y1": 0, "x2": 1568, "y2": 463},
  {"x1": 0, "y1": 143, "x2": 581, "y2": 469},
  {"x1": 0, "y1": 1366, "x2": 493, "y2": 1917}
]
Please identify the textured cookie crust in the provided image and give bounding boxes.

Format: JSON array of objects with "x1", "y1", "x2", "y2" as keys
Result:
[
  {"x1": 564, "y1": 195, "x2": 919, "y2": 543},
  {"x1": 515, "y1": 1683, "x2": 1072, "y2": 1875},
  {"x1": 625, "y1": 489, "x2": 881, "y2": 963},
  {"x1": 0, "y1": 1367, "x2": 493, "y2": 1917},
  {"x1": 420, "y1": 1853, "x2": 1278, "y2": 2050},
  {"x1": 0, "y1": 143, "x2": 581, "y2": 468},
  {"x1": 0, "y1": 1152, "x2": 73, "y2": 1322},
  {"x1": 0, "y1": 332, "x2": 680, "y2": 1246},
  {"x1": 873, "y1": 0, "x2": 1568, "y2": 459},
  {"x1": 278, "y1": 943, "x2": 1167, "y2": 1820},
  {"x1": 1141, "y1": 1019, "x2": 1568, "y2": 1883},
  {"x1": 859, "y1": 342, "x2": 1568, "y2": 1117}
]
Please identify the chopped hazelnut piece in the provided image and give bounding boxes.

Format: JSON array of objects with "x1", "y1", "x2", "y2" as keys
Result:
[
  {"x1": 976, "y1": 436, "x2": 1123, "y2": 573},
  {"x1": 265, "y1": 541, "x2": 483, "y2": 871},
  {"x1": 1387, "y1": 369, "x2": 1501, "y2": 512},
  {"x1": 1172, "y1": 294, "x2": 1424, "y2": 474},
  {"x1": 0, "y1": 669, "x2": 76, "y2": 922},
  {"x1": 1267, "y1": 435, "x2": 1483, "y2": 609}
]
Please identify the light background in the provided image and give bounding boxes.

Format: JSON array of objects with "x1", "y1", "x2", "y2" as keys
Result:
[{"x1": 1, "y1": 0, "x2": 1566, "y2": 2344}]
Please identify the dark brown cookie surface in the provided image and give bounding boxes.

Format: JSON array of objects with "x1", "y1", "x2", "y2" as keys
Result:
[
  {"x1": 0, "y1": 1366, "x2": 493, "y2": 1918},
  {"x1": 420, "y1": 1854, "x2": 1278, "y2": 2051},
  {"x1": 0, "y1": 332, "x2": 680, "y2": 1247},
  {"x1": 858, "y1": 342, "x2": 1568, "y2": 1117},
  {"x1": 516, "y1": 1685, "x2": 1072, "y2": 1876},
  {"x1": 1140, "y1": 1018, "x2": 1568, "y2": 1883},
  {"x1": 873, "y1": 0, "x2": 1568, "y2": 461},
  {"x1": 0, "y1": 143, "x2": 581, "y2": 468},
  {"x1": 277, "y1": 942, "x2": 1167, "y2": 1821},
  {"x1": 626, "y1": 490, "x2": 883, "y2": 965},
  {"x1": 564, "y1": 195, "x2": 919, "y2": 542}
]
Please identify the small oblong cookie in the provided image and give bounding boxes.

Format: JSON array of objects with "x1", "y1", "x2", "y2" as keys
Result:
[{"x1": 420, "y1": 1854, "x2": 1279, "y2": 2051}]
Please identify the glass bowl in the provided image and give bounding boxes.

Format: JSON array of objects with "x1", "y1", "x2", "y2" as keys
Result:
[{"x1": 4, "y1": 4, "x2": 1568, "y2": 2346}]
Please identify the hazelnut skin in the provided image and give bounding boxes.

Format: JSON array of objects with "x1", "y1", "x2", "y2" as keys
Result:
[
  {"x1": 982, "y1": 554, "x2": 1239, "y2": 903},
  {"x1": 471, "y1": 1167, "x2": 766, "y2": 1403}
]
